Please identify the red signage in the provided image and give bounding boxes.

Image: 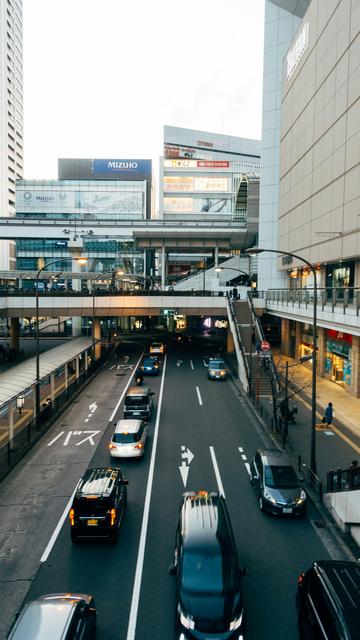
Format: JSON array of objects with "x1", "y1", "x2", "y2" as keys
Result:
[
  {"x1": 196, "y1": 161, "x2": 229, "y2": 168},
  {"x1": 326, "y1": 329, "x2": 352, "y2": 344},
  {"x1": 261, "y1": 341, "x2": 271, "y2": 351}
]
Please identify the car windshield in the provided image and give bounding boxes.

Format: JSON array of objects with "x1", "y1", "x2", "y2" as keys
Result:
[
  {"x1": 143, "y1": 359, "x2": 155, "y2": 367},
  {"x1": 264, "y1": 465, "x2": 299, "y2": 488},
  {"x1": 125, "y1": 396, "x2": 147, "y2": 406},
  {"x1": 181, "y1": 550, "x2": 236, "y2": 595},
  {"x1": 113, "y1": 433, "x2": 139, "y2": 443},
  {"x1": 209, "y1": 361, "x2": 225, "y2": 370}
]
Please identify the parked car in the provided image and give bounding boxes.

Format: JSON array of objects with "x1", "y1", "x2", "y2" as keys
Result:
[
  {"x1": 69, "y1": 467, "x2": 128, "y2": 542},
  {"x1": 109, "y1": 419, "x2": 148, "y2": 458},
  {"x1": 207, "y1": 358, "x2": 228, "y2": 380},
  {"x1": 249, "y1": 448, "x2": 307, "y2": 516},
  {"x1": 296, "y1": 560, "x2": 360, "y2": 639},
  {"x1": 7, "y1": 593, "x2": 97, "y2": 640},
  {"x1": 170, "y1": 490, "x2": 245, "y2": 639}
]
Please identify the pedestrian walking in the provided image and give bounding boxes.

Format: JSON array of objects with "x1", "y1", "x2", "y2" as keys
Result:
[{"x1": 324, "y1": 402, "x2": 333, "y2": 425}]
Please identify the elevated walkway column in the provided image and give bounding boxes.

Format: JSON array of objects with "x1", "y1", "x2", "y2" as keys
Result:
[
  {"x1": 281, "y1": 318, "x2": 290, "y2": 356},
  {"x1": 214, "y1": 246, "x2": 219, "y2": 267},
  {"x1": 50, "y1": 372, "x2": 55, "y2": 402},
  {"x1": 317, "y1": 327, "x2": 326, "y2": 377},
  {"x1": 161, "y1": 244, "x2": 166, "y2": 290},
  {"x1": 10, "y1": 318, "x2": 20, "y2": 351},
  {"x1": 350, "y1": 335, "x2": 360, "y2": 398},
  {"x1": 93, "y1": 318, "x2": 101, "y2": 360},
  {"x1": 227, "y1": 328, "x2": 235, "y2": 353},
  {"x1": 71, "y1": 251, "x2": 82, "y2": 337}
]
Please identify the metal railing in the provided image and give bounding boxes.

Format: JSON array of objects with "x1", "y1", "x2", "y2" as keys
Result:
[
  {"x1": 327, "y1": 466, "x2": 360, "y2": 492},
  {"x1": 227, "y1": 295, "x2": 251, "y2": 385},
  {"x1": 263, "y1": 286, "x2": 360, "y2": 315}
]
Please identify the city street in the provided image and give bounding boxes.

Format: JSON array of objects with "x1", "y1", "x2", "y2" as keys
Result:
[{"x1": 0, "y1": 339, "x2": 354, "y2": 640}]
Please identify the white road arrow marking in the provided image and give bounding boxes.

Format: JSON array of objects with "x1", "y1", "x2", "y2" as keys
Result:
[
  {"x1": 181, "y1": 446, "x2": 194, "y2": 465},
  {"x1": 89, "y1": 402, "x2": 97, "y2": 413},
  {"x1": 179, "y1": 461, "x2": 190, "y2": 487},
  {"x1": 76, "y1": 430, "x2": 101, "y2": 446},
  {"x1": 176, "y1": 359, "x2": 182, "y2": 367}
]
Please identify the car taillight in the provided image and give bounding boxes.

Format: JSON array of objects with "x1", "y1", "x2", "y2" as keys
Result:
[
  {"x1": 135, "y1": 443, "x2": 143, "y2": 449},
  {"x1": 110, "y1": 508, "x2": 116, "y2": 526},
  {"x1": 298, "y1": 572, "x2": 305, "y2": 586},
  {"x1": 69, "y1": 508, "x2": 75, "y2": 526},
  {"x1": 109, "y1": 443, "x2": 117, "y2": 450}
]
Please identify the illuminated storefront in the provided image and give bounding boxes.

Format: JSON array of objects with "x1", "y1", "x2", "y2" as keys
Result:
[{"x1": 324, "y1": 330, "x2": 352, "y2": 387}]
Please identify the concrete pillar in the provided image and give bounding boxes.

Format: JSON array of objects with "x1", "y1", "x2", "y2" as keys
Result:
[
  {"x1": 84, "y1": 349, "x2": 88, "y2": 372},
  {"x1": 75, "y1": 355, "x2": 80, "y2": 379},
  {"x1": 295, "y1": 322, "x2": 302, "y2": 359},
  {"x1": 65, "y1": 363, "x2": 69, "y2": 390},
  {"x1": 50, "y1": 372, "x2": 55, "y2": 402},
  {"x1": 72, "y1": 316, "x2": 82, "y2": 337},
  {"x1": 317, "y1": 327, "x2": 326, "y2": 377},
  {"x1": 93, "y1": 318, "x2": 101, "y2": 360},
  {"x1": 32, "y1": 385, "x2": 37, "y2": 418},
  {"x1": 214, "y1": 246, "x2": 219, "y2": 267},
  {"x1": 161, "y1": 244, "x2": 166, "y2": 290},
  {"x1": 281, "y1": 318, "x2": 290, "y2": 356},
  {"x1": 350, "y1": 335, "x2": 360, "y2": 397},
  {"x1": 10, "y1": 317, "x2": 20, "y2": 351},
  {"x1": 227, "y1": 328, "x2": 235, "y2": 353}
]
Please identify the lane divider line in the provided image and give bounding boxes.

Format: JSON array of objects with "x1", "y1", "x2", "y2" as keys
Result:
[
  {"x1": 126, "y1": 355, "x2": 167, "y2": 640},
  {"x1": 190, "y1": 360, "x2": 194, "y2": 370},
  {"x1": 196, "y1": 386, "x2": 203, "y2": 406},
  {"x1": 209, "y1": 446, "x2": 225, "y2": 498},
  {"x1": 108, "y1": 352, "x2": 143, "y2": 422},
  {"x1": 40, "y1": 485, "x2": 78, "y2": 563}
]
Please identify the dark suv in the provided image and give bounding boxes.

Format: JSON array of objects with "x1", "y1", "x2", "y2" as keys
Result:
[
  {"x1": 250, "y1": 448, "x2": 307, "y2": 516},
  {"x1": 124, "y1": 386, "x2": 154, "y2": 420},
  {"x1": 297, "y1": 560, "x2": 360, "y2": 639},
  {"x1": 170, "y1": 490, "x2": 245, "y2": 639},
  {"x1": 69, "y1": 467, "x2": 128, "y2": 542}
]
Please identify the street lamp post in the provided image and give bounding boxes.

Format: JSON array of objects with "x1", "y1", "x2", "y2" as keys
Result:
[
  {"x1": 35, "y1": 257, "x2": 87, "y2": 422},
  {"x1": 245, "y1": 246, "x2": 318, "y2": 474},
  {"x1": 214, "y1": 266, "x2": 250, "y2": 289}
]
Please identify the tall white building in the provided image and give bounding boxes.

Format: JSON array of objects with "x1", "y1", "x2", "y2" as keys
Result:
[{"x1": 0, "y1": 0, "x2": 23, "y2": 270}]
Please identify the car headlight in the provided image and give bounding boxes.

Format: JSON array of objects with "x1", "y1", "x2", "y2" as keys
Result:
[
  {"x1": 229, "y1": 611, "x2": 243, "y2": 630},
  {"x1": 210, "y1": 370, "x2": 216, "y2": 375},
  {"x1": 296, "y1": 489, "x2": 307, "y2": 503},
  {"x1": 179, "y1": 608, "x2": 195, "y2": 630},
  {"x1": 263, "y1": 488, "x2": 277, "y2": 504}
]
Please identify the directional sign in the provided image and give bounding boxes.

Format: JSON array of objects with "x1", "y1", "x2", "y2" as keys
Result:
[{"x1": 179, "y1": 445, "x2": 195, "y2": 487}]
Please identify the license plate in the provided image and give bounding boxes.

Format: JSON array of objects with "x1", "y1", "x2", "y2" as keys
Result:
[
  {"x1": 87, "y1": 519, "x2": 98, "y2": 526},
  {"x1": 133, "y1": 411, "x2": 140, "y2": 415},
  {"x1": 283, "y1": 508, "x2": 293, "y2": 514}
]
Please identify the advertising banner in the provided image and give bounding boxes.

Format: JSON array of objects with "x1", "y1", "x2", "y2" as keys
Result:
[
  {"x1": 92, "y1": 159, "x2": 151, "y2": 179},
  {"x1": 164, "y1": 196, "x2": 232, "y2": 214},
  {"x1": 17, "y1": 190, "x2": 76, "y2": 212},
  {"x1": 75, "y1": 191, "x2": 143, "y2": 213}
]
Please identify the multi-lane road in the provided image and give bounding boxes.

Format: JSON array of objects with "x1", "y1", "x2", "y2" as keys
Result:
[{"x1": 0, "y1": 338, "x2": 352, "y2": 639}]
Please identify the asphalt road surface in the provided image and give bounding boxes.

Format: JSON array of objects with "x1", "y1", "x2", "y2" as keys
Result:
[{"x1": 0, "y1": 339, "x2": 351, "y2": 639}]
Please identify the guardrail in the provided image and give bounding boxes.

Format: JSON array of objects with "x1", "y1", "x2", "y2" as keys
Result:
[
  {"x1": 327, "y1": 466, "x2": 360, "y2": 492},
  {"x1": 262, "y1": 286, "x2": 360, "y2": 316}
]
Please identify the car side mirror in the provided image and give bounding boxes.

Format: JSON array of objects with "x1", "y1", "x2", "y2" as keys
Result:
[
  {"x1": 252, "y1": 474, "x2": 259, "y2": 482},
  {"x1": 150, "y1": 391, "x2": 155, "y2": 396},
  {"x1": 122, "y1": 479, "x2": 129, "y2": 485},
  {"x1": 168, "y1": 564, "x2": 177, "y2": 575}
]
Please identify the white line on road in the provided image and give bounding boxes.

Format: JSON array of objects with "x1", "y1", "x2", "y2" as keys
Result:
[
  {"x1": 108, "y1": 352, "x2": 143, "y2": 422},
  {"x1": 244, "y1": 462, "x2": 251, "y2": 476},
  {"x1": 196, "y1": 386, "x2": 203, "y2": 405},
  {"x1": 190, "y1": 359, "x2": 194, "y2": 370},
  {"x1": 40, "y1": 485, "x2": 78, "y2": 563},
  {"x1": 209, "y1": 446, "x2": 225, "y2": 498},
  {"x1": 126, "y1": 356, "x2": 167, "y2": 640},
  {"x1": 109, "y1": 364, "x2": 115, "y2": 370}
]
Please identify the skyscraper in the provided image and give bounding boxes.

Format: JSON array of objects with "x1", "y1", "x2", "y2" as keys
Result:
[{"x1": 0, "y1": 0, "x2": 23, "y2": 270}]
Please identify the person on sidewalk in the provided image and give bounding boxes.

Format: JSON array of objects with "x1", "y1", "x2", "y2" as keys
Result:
[{"x1": 324, "y1": 402, "x2": 333, "y2": 426}]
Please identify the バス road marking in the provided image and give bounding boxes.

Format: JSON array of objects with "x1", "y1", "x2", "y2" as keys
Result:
[
  {"x1": 108, "y1": 352, "x2": 143, "y2": 422},
  {"x1": 209, "y1": 446, "x2": 225, "y2": 498},
  {"x1": 126, "y1": 356, "x2": 167, "y2": 640},
  {"x1": 196, "y1": 386, "x2": 203, "y2": 405}
]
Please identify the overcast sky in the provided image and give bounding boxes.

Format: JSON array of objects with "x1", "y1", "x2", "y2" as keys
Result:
[{"x1": 23, "y1": 0, "x2": 265, "y2": 180}]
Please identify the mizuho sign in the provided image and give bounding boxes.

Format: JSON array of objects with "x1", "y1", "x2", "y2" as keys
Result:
[{"x1": 286, "y1": 22, "x2": 309, "y2": 81}]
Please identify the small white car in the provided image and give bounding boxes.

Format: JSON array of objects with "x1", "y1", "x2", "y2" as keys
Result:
[
  {"x1": 109, "y1": 419, "x2": 148, "y2": 458},
  {"x1": 149, "y1": 342, "x2": 165, "y2": 354}
]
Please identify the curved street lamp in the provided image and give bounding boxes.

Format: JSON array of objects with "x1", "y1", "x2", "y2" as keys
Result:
[
  {"x1": 245, "y1": 246, "x2": 318, "y2": 474},
  {"x1": 35, "y1": 256, "x2": 88, "y2": 422},
  {"x1": 214, "y1": 266, "x2": 250, "y2": 285}
]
